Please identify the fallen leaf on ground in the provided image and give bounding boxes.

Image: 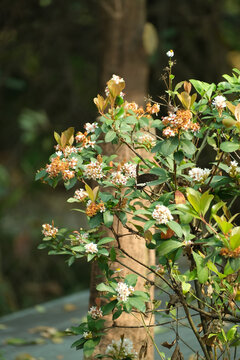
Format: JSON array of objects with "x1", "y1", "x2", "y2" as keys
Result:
[
  {"x1": 6, "y1": 337, "x2": 45, "y2": 346},
  {"x1": 34, "y1": 305, "x2": 46, "y2": 313},
  {"x1": 15, "y1": 353, "x2": 37, "y2": 360},
  {"x1": 63, "y1": 303, "x2": 77, "y2": 312}
]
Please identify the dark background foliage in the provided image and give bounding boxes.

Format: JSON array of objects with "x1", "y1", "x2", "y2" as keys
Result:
[{"x1": 0, "y1": 0, "x2": 239, "y2": 315}]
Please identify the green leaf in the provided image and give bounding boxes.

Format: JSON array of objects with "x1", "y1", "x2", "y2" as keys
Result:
[
  {"x1": 220, "y1": 141, "x2": 239, "y2": 152},
  {"x1": 230, "y1": 227, "x2": 240, "y2": 250},
  {"x1": 144, "y1": 220, "x2": 155, "y2": 231},
  {"x1": 227, "y1": 325, "x2": 238, "y2": 342},
  {"x1": 89, "y1": 213, "x2": 103, "y2": 228},
  {"x1": 152, "y1": 137, "x2": 179, "y2": 156},
  {"x1": 186, "y1": 188, "x2": 201, "y2": 213},
  {"x1": 128, "y1": 297, "x2": 146, "y2": 312},
  {"x1": 174, "y1": 150, "x2": 184, "y2": 164},
  {"x1": 103, "y1": 211, "x2": 114, "y2": 227},
  {"x1": 110, "y1": 247, "x2": 116, "y2": 261},
  {"x1": 105, "y1": 131, "x2": 117, "y2": 142},
  {"x1": 113, "y1": 308, "x2": 122, "y2": 320},
  {"x1": 180, "y1": 139, "x2": 196, "y2": 156},
  {"x1": 35, "y1": 169, "x2": 47, "y2": 181},
  {"x1": 98, "y1": 237, "x2": 114, "y2": 246},
  {"x1": 96, "y1": 283, "x2": 115, "y2": 293},
  {"x1": 84, "y1": 339, "x2": 100, "y2": 358},
  {"x1": 192, "y1": 251, "x2": 208, "y2": 283},
  {"x1": 157, "y1": 240, "x2": 183, "y2": 256},
  {"x1": 199, "y1": 191, "x2": 214, "y2": 216},
  {"x1": 167, "y1": 221, "x2": 183, "y2": 238},
  {"x1": 177, "y1": 203, "x2": 200, "y2": 219},
  {"x1": 102, "y1": 300, "x2": 118, "y2": 315},
  {"x1": 125, "y1": 274, "x2": 138, "y2": 287}
]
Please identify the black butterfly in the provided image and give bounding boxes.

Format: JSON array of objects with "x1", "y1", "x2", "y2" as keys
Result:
[{"x1": 136, "y1": 173, "x2": 158, "y2": 189}]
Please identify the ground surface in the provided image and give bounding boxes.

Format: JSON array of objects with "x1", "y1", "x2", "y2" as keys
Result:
[{"x1": 0, "y1": 291, "x2": 239, "y2": 360}]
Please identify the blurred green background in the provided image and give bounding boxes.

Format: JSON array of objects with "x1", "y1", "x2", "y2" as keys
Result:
[{"x1": 0, "y1": 0, "x2": 240, "y2": 315}]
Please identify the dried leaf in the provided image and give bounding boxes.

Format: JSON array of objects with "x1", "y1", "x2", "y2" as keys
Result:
[
  {"x1": 226, "y1": 101, "x2": 236, "y2": 115},
  {"x1": 175, "y1": 190, "x2": 186, "y2": 204},
  {"x1": 177, "y1": 91, "x2": 191, "y2": 109},
  {"x1": 144, "y1": 230, "x2": 152, "y2": 244},
  {"x1": 162, "y1": 339, "x2": 176, "y2": 349},
  {"x1": 161, "y1": 227, "x2": 175, "y2": 239},
  {"x1": 0, "y1": 323, "x2": 7, "y2": 330},
  {"x1": 171, "y1": 344, "x2": 184, "y2": 360},
  {"x1": 95, "y1": 297, "x2": 101, "y2": 307},
  {"x1": 63, "y1": 303, "x2": 77, "y2": 312},
  {"x1": 184, "y1": 81, "x2": 192, "y2": 94},
  {"x1": 15, "y1": 353, "x2": 37, "y2": 360},
  {"x1": 235, "y1": 103, "x2": 240, "y2": 122},
  {"x1": 29, "y1": 326, "x2": 56, "y2": 334},
  {"x1": 139, "y1": 341, "x2": 148, "y2": 359},
  {"x1": 6, "y1": 337, "x2": 45, "y2": 346}
]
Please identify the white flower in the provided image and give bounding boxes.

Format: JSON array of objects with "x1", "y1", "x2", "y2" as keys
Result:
[
  {"x1": 111, "y1": 74, "x2": 124, "y2": 84},
  {"x1": 212, "y1": 95, "x2": 226, "y2": 109},
  {"x1": 116, "y1": 282, "x2": 134, "y2": 302},
  {"x1": 69, "y1": 156, "x2": 78, "y2": 169},
  {"x1": 84, "y1": 140, "x2": 96, "y2": 148},
  {"x1": 162, "y1": 127, "x2": 176, "y2": 137},
  {"x1": 84, "y1": 161, "x2": 104, "y2": 180},
  {"x1": 105, "y1": 338, "x2": 137, "y2": 358},
  {"x1": 227, "y1": 160, "x2": 240, "y2": 177},
  {"x1": 137, "y1": 134, "x2": 156, "y2": 148},
  {"x1": 88, "y1": 306, "x2": 103, "y2": 319},
  {"x1": 74, "y1": 189, "x2": 88, "y2": 201},
  {"x1": 122, "y1": 162, "x2": 137, "y2": 178},
  {"x1": 84, "y1": 122, "x2": 98, "y2": 134},
  {"x1": 83, "y1": 331, "x2": 92, "y2": 339},
  {"x1": 84, "y1": 242, "x2": 98, "y2": 254},
  {"x1": 63, "y1": 146, "x2": 78, "y2": 157},
  {"x1": 55, "y1": 151, "x2": 63, "y2": 157},
  {"x1": 189, "y1": 167, "x2": 211, "y2": 183},
  {"x1": 111, "y1": 171, "x2": 128, "y2": 186},
  {"x1": 152, "y1": 205, "x2": 173, "y2": 225},
  {"x1": 166, "y1": 49, "x2": 174, "y2": 57},
  {"x1": 42, "y1": 223, "x2": 58, "y2": 237}
]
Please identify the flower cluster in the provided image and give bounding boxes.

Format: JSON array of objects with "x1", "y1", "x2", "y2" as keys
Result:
[
  {"x1": 162, "y1": 110, "x2": 200, "y2": 137},
  {"x1": 88, "y1": 306, "x2": 103, "y2": 319},
  {"x1": 212, "y1": 95, "x2": 226, "y2": 110},
  {"x1": 152, "y1": 205, "x2": 173, "y2": 225},
  {"x1": 121, "y1": 162, "x2": 137, "y2": 178},
  {"x1": 105, "y1": 338, "x2": 137, "y2": 359},
  {"x1": 86, "y1": 200, "x2": 105, "y2": 217},
  {"x1": 105, "y1": 74, "x2": 125, "y2": 97},
  {"x1": 46, "y1": 156, "x2": 74, "y2": 180},
  {"x1": 74, "y1": 188, "x2": 88, "y2": 202},
  {"x1": 220, "y1": 246, "x2": 240, "y2": 258},
  {"x1": 75, "y1": 130, "x2": 96, "y2": 149},
  {"x1": 116, "y1": 282, "x2": 134, "y2": 302},
  {"x1": 227, "y1": 160, "x2": 240, "y2": 178},
  {"x1": 110, "y1": 162, "x2": 137, "y2": 186},
  {"x1": 146, "y1": 102, "x2": 160, "y2": 115},
  {"x1": 84, "y1": 242, "x2": 98, "y2": 254},
  {"x1": 189, "y1": 167, "x2": 211, "y2": 183},
  {"x1": 72, "y1": 230, "x2": 89, "y2": 244},
  {"x1": 42, "y1": 223, "x2": 58, "y2": 238},
  {"x1": 84, "y1": 160, "x2": 104, "y2": 180},
  {"x1": 137, "y1": 133, "x2": 156, "y2": 149},
  {"x1": 84, "y1": 122, "x2": 98, "y2": 134},
  {"x1": 111, "y1": 171, "x2": 128, "y2": 186}
]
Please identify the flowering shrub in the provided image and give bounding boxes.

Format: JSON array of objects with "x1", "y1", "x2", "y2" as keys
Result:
[{"x1": 36, "y1": 54, "x2": 240, "y2": 359}]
